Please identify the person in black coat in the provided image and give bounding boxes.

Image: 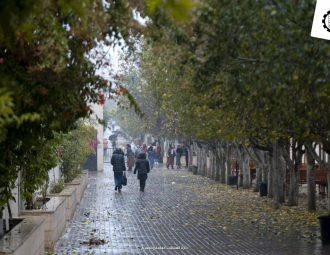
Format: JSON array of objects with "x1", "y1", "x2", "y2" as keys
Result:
[
  {"x1": 133, "y1": 153, "x2": 150, "y2": 192},
  {"x1": 111, "y1": 148, "x2": 126, "y2": 193}
]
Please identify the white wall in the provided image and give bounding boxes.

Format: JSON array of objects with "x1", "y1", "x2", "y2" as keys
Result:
[
  {"x1": 90, "y1": 102, "x2": 104, "y2": 171},
  {"x1": 5, "y1": 163, "x2": 62, "y2": 218}
]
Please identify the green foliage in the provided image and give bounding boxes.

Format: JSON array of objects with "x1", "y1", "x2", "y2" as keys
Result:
[
  {"x1": 60, "y1": 120, "x2": 98, "y2": 182},
  {"x1": 20, "y1": 132, "x2": 63, "y2": 209},
  {"x1": 49, "y1": 178, "x2": 66, "y2": 194}
]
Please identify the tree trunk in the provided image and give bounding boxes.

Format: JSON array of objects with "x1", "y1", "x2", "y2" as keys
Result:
[
  {"x1": 226, "y1": 143, "x2": 232, "y2": 185},
  {"x1": 238, "y1": 157, "x2": 243, "y2": 187},
  {"x1": 262, "y1": 152, "x2": 268, "y2": 182},
  {"x1": 306, "y1": 143, "x2": 316, "y2": 211},
  {"x1": 220, "y1": 147, "x2": 226, "y2": 184},
  {"x1": 288, "y1": 164, "x2": 300, "y2": 206},
  {"x1": 242, "y1": 149, "x2": 250, "y2": 189},
  {"x1": 215, "y1": 148, "x2": 221, "y2": 181},
  {"x1": 274, "y1": 142, "x2": 280, "y2": 210},
  {"x1": 278, "y1": 153, "x2": 286, "y2": 203},
  {"x1": 268, "y1": 153, "x2": 275, "y2": 199},
  {"x1": 253, "y1": 167, "x2": 261, "y2": 192},
  {"x1": 188, "y1": 144, "x2": 194, "y2": 171},
  {"x1": 279, "y1": 140, "x2": 303, "y2": 206},
  {"x1": 212, "y1": 150, "x2": 216, "y2": 180},
  {"x1": 197, "y1": 145, "x2": 202, "y2": 175},
  {"x1": 211, "y1": 150, "x2": 215, "y2": 180},
  {"x1": 208, "y1": 150, "x2": 213, "y2": 178},
  {"x1": 201, "y1": 146, "x2": 208, "y2": 176}
]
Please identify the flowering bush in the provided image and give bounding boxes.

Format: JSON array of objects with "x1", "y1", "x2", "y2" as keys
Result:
[{"x1": 60, "y1": 120, "x2": 98, "y2": 182}]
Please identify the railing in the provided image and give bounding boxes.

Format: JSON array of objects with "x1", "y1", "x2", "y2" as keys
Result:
[{"x1": 103, "y1": 148, "x2": 127, "y2": 163}]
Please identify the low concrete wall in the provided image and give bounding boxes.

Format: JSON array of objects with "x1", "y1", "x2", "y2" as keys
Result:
[
  {"x1": 0, "y1": 216, "x2": 45, "y2": 255},
  {"x1": 20, "y1": 197, "x2": 66, "y2": 249},
  {"x1": 83, "y1": 170, "x2": 89, "y2": 191},
  {"x1": 65, "y1": 174, "x2": 86, "y2": 204},
  {"x1": 47, "y1": 187, "x2": 77, "y2": 221}
]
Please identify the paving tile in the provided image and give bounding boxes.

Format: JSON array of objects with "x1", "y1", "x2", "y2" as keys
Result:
[{"x1": 54, "y1": 164, "x2": 330, "y2": 255}]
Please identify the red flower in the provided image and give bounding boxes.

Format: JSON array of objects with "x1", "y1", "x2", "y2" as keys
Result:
[
  {"x1": 104, "y1": 62, "x2": 109, "y2": 66},
  {"x1": 0, "y1": 58, "x2": 3, "y2": 64},
  {"x1": 41, "y1": 87, "x2": 46, "y2": 95},
  {"x1": 82, "y1": 107, "x2": 85, "y2": 111},
  {"x1": 104, "y1": 81, "x2": 108, "y2": 86},
  {"x1": 15, "y1": 30, "x2": 20, "y2": 35},
  {"x1": 125, "y1": 57, "x2": 128, "y2": 63},
  {"x1": 115, "y1": 74, "x2": 119, "y2": 80},
  {"x1": 75, "y1": 105, "x2": 79, "y2": 108},
  {"x1": 97, "y1": 92, "x2": 105, "y2": 105},
  {"x1": 65, "y1": 111, "x2": 70, "y2": 117},
  {"x1": 87, "y1": 107, "x2": 90, "y2": 111}
]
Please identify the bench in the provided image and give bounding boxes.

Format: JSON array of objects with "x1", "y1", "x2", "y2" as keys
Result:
[
  {"x1": 230, "y1": 161, "x2": 257, "y2": 186},
  {"x1": 286, "y1": 163, "x2": 327, "y2": 195}
]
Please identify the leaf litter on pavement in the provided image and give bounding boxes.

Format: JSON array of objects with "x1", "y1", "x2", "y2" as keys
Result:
[{"x1": 149, "y1": 170, "x2": 327, "y2": 244}]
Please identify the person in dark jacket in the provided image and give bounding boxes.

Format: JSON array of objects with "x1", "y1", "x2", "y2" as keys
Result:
[
  {"x1": 176, "y1": 144, "x2": 183, "y2": 169},
  {"x1": 111, "y1": 148, "x2": 126, "y2": 193},
  {"x1": 184, "y1": 146, "x2": 189, "y2": 168},
  {"x1": 126, "y1": 144, "x2": 135, "y2": 171},
  {"x1": 147, "y1": 143, "x2": 155, "y2": 169},
  {"x1": 134, "y1": 153, "x2": 150, "y2": 192}
]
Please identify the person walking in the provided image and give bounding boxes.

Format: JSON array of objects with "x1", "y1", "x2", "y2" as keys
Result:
[
  {"x1": 134, "y1": 153, "x2": 150, "y2": 192},
  {"x1": 147, "y1": 143, "x2": 155, "y2": 169},
  {"x1": 111, "y1": 120, "x2": 116, "y2": 131},
  {"x1": 109, "y1": 133, "x2": 117, "y2": 150},
  {"x1": 141, "y1": 143, "x2": 147, "y2": 153},
  {"x1": 166, "y1": 144, "x2": 175, "y2": 169},
  {"x1": 134, "y1": 137, "x2": 142, "y2": 147},
  {"x1": 103, "y1": 138, "x2": 108, "y2": 155},
  {"x1": 134, "y1": 145, "x2": 142, "y2": 162},
  {"x1": 126, "y1": 144, "x2": 135, "y2": 171},
  {"x1": 184, "y1": 146, "x2": 189, "y2": 168},
  {"x1": 119, "y1": 145, "x2": 125, "y2": 155},
  {"x1": 111, "y1": 148, "x2": 126, "y2": 193},
  {"x1": 154, "y1": 142, "x2": 161, "y2": 166},
  {"x1": 176, "y1": 144, "x2": 183, "y2": 169}
]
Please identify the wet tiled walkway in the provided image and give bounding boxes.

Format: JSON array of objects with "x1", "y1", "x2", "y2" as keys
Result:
[{"x1": 54, "y1": 164, "x2": 330, "y2": 255}]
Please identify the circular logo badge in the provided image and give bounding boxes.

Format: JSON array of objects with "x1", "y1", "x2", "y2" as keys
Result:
[{"x1": 323, "y1": 11, "x2": 330, "y2": 32}]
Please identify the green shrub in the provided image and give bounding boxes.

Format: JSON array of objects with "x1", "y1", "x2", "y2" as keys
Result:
[
  {"x1": 49, "y1": 178, "x2": 66, "y2": 194},
  {"x1": 60, "y1": 120, "x2": 98, "y2": 182}
]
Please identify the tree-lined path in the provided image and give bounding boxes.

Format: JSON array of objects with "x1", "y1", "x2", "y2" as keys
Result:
[{"x1": 54, "y1": 164, "x2": 330, "y2": 255}]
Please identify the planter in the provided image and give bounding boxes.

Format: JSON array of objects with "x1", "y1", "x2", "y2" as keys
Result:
[
  {"x1": 228, "y1": 175, "x2": 238, "y2": 185},
  {"x1": 193, "y1": 166, "x2": 198, "y2": 175},
  {"x1": 20, "y1": 197, "x2": 66, "y2": 249},
  {"x1": 47, "y1": 187, "x2": 77, "y2": 220},
  {"x1": 0, "y1": 216, "x2": 45, "y2": 255},
  {"x1": 318, "y1": 215, "x2": 330, "y2": 245},
  {"x1": 65, "y1": 174, "x2": 85, "y2": 203},
  {"x1": 83, "y1": 170, "x2": 89, "y2": 191},
  {"x1": 259, "y1": 182, "x2": 268, "y2": 197}
]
